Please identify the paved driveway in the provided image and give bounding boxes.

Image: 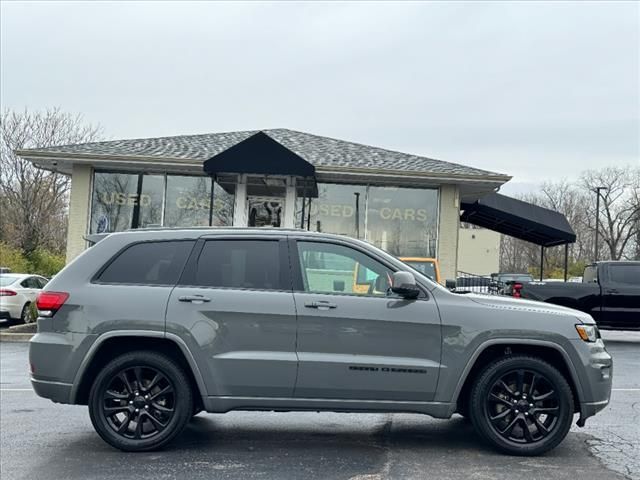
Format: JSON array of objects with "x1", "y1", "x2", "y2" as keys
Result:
[{"x1": 1, "y1": 331, "x2": 638, "y2": 480}]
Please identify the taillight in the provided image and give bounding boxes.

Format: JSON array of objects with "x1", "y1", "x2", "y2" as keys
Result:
[
  {"x1": 513, "y1": 283, "x2": 523, "y2": 298},
  {"x1": 0, "y1": 289, "x2": 17, "y2": 296},
  {"x1": 36, "y1": 291, "x2": 69, "y2": 316}
]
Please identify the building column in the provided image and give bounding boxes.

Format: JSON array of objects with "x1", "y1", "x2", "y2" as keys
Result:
[
  {"x1": 233, "y1": 174, "x2": 248, "y2": 226},
  {"x1": 65, "y1": 164, "x2": 92, "y2": 263},
  {"x1": 283, "y1": 176, "x2": 296, "y2": 228},
  {"x1": 437, "y1": 184, "x2": 460, "y2": 284}
]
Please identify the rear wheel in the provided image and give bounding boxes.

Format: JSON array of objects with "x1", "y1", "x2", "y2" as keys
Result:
[
  {"x1": 469, "y1": 355, "x2": 574, "y2": 456},
  {"x1": 20, "y1": 303, "x2": 35, "y2": 324},
  {"x1": 88, "y1": 351, "x2": 193, "y2": 451}
]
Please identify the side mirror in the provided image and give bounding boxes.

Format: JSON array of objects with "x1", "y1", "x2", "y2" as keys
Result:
[
  {"x1": 445, "y1": 279, "x2": 457, "y2": 290},
  {"x1": 391, "y1": 271, "x2": 420, "y2": 299}
]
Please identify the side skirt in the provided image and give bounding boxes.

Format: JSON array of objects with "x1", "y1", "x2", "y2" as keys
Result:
[{"x1": 202, "y1": 396, "x2": 454, "y2": 419}]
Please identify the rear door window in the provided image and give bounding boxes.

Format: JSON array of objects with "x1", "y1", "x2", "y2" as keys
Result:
[
  {"x1": 608, "y1": 264, "x2": 640, "y2": 285},
  {"x1": 192, "y1": 240, "x2": 284, "y2": 290},
  {"x1": 97, "y1": 240, "x2": 195, "y2": 285}
]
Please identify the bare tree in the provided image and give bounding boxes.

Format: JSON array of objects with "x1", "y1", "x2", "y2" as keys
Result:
[
  {"x1": 581, "y1": 166, "x2": 640, "y2": 261},
  {"x1": 0, "y1": 108, "x2": 102, "y2": 254}
]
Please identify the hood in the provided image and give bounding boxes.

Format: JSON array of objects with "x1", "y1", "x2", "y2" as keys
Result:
[{"x1": 466, "y1": 293, "x2": 596, "y2": 324}]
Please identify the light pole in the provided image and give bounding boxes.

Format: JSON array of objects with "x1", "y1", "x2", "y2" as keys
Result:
[{"x1": 594, "y1": 187, "x2": 608, "y2": 262}]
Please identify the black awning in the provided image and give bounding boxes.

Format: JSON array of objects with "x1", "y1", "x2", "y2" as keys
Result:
[
  {"x1": 203, "y1": 131, "x2": 315, "y2": 178},
  {"x1": 461, "y1": 193, "x2": 576, "y2": 247}
]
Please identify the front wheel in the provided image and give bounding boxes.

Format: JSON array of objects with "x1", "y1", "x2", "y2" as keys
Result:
[
  {"x1": 88, "y1": 351, "x2": 193, "y2": 452},
  {"x1": 469, "y1": 355, "x2": 574, "y2": 456}
]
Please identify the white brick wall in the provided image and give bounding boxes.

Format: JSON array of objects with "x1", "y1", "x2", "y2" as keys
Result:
[
  {"x1": 65, "y1": 164, "x2": 92, "y2": 263},
  {"x1": 437, "y1": 185, "x2": 460, "y2": 283}
]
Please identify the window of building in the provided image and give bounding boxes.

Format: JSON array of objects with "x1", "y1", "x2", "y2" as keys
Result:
[
  {"x1": 97, "y1": 241, "x2": 195, "y2": 285},
  {"x1": 164, "y1": 176, "x2": 212, "y2": 228},
  {"x1": 90, "y1": 172, "x2": 235, "y2": 233},
  {"x1": 91, "y1": 172, "x2": 138, "y2": 233},
  {"x1": 366, "y1": 186, "x2": 438, "y2": 257},
  {"x1": 138, "y1": 174, "x2": 165, "y2": 228},
  {"x1": 194, "y1": 240, "x2": 282, "y2": 290},
  {"x1": 296, "y1": 184, "x2": 367, "y2": 238},
  {"x1": 296, "y1": 241, "x2": 392, "y2": 296},
  {"x1": 296, "y1": 183, "x2": 439, "y2": 258}
]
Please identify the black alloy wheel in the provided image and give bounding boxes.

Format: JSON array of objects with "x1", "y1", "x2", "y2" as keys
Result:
[
  {"x1": 101, "y1": 366, "x2": 176, "y2": 440},
  {"x1": 469, "y1": 355, "x2": 574, "y2": 456},
  {"x1": 486, "y1": 369, "x2": 560, "y2": 444},
  {"x1": 89, "y1": 351, "x2": 193, "y2": 452}
]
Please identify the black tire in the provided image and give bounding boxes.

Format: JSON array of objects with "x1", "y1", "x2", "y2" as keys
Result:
[
  {"x1": 469, "y1": 355, "x2": 574, "y2": 456},
  {"x1": 88, "y1": 351, "x2": 193, "y2": 452},
  {"x1": 21, "y1": 303, "x2": 35, "y2": 324}
]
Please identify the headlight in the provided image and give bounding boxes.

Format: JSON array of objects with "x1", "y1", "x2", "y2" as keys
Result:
[{"x1": 575, "y1": 324, "x2": 599, "y2": 342}]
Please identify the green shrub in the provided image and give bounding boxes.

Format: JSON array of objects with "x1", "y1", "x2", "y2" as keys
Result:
[
  {"x1": 0, "y1": 243, "x2": 65, "y2": 277},
  {"x1": 0, "y1": 242, "x2": 30, "y2": 273},
  {"x1": 27, "y1": 249, "x2": 66, "y2": 277}
]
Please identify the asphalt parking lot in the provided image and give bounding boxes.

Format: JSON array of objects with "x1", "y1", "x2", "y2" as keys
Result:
[{"x1": 1, "y1": 331, "x2": 638, "y2": 480}]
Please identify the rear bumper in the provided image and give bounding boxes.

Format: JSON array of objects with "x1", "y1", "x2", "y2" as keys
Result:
[
  {"x1": 0, "y1": 305, "x2": 21, "y2": 320},
  {"x1": 31, "y1": 378, "x2": 73, "y2": 404},
  {"x1": 29, "y1": 331, "x2": 97, "y2": 404}
]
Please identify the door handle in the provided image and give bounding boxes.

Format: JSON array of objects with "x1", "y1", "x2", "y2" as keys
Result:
[
  {"x1": 305, "y1": 301, "x2": 337, "y2": 310},
  {"x1": 178, "y1": 295, "x2": 211, "y2": 303},
  {"x1": 606, "y1": 289, "x2": 619, "y2": 295}
]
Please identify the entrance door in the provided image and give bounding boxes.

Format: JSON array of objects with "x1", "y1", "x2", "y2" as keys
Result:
[{"x1": 247, "y1": 196, "x2": 285, "y2": 227}]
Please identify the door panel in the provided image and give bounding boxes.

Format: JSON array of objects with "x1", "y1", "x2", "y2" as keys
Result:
[
  {"x1": 165, "y1": 237, "x2": 298, "y2": 398},
  {"x1": 294, "y1": 293, "x2": 442, "y2": 401},
  {"x1": 291, "y1": 240, "x2": 442, "y2": 401},
  {"x1": 166, "y1": 288, "x2": 298, "y2": 397},
  {"x1": 601, "y1": 263, "x2": 640, "y2": 329}
]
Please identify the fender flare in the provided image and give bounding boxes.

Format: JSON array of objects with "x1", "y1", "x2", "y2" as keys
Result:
[
  {"x1": 450, "y1": 338, "x2": 585, "y2": 407},
  {"x1": 70, "y1": 330, "x2": 208, "y2": 403}
]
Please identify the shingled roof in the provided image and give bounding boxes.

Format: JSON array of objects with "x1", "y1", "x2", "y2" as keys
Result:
[{"x1": 17, "y1": 128, "x2": 508, "y2": 179}]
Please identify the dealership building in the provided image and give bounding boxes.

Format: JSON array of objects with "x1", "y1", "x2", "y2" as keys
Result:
[{"x1": 18, "y1": 128, "x2": 516, "y2": 281}]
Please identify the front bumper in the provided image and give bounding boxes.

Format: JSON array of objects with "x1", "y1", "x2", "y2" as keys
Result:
[{"x1": 573, "y1": 338, "x2": 613, "y2": 424}]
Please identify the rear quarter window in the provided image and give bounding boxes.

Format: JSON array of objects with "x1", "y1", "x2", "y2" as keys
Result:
[
  {"x1": 97, "y1": 240, "x2": 195, "y2": 285},
  {"x1": 608, "y1": 264, "x2": 640, "y2": 285}
]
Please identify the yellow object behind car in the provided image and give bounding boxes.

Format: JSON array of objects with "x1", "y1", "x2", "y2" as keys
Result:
[{"x1": 399, "y1": 257, "x2": 441, "y2": 284}]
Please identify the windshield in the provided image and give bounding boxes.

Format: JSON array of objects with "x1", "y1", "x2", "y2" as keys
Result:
[
  {"x1": 404, "y1": 261, "x2": 436, "y2": 281},
  {"x1": 0, "y1": 275, "x2": 19, "y2": 287}
]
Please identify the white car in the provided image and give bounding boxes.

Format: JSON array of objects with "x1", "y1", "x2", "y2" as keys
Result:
[{"x1": 0, "y1": 274, "x2": 49, "y2": 323}]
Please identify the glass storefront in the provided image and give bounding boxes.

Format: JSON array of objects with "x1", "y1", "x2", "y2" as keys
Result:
[
  {"x1": 90, "y1": 171, "x2": 234, "y2": 233},
  {"x1": 90, "y1": 173, "x2": 438, "y2": 259},
  {"x1": 297, "y1": 183, "x2": 438, "y2": 258}
]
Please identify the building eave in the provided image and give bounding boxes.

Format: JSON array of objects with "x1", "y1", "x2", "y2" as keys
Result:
[{"x1": 17, "y1": 150, "x2": 512, "y2": 186}]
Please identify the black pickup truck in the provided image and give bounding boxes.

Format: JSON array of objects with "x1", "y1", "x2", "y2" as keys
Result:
[{"x1": 518, "y1": 261, "x2": 640, "y2": 330}]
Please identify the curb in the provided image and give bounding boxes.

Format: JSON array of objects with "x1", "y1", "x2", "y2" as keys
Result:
[{"x1": 0, "y1": 333, "x2": 34, "y2": 342}]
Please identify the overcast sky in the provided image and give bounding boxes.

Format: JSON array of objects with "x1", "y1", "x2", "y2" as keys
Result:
[{"x1": 1, "y1": 1, "x2": 638, "y2": 194}]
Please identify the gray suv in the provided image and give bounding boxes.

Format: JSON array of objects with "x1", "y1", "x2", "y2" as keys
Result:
[{"x1": 30, "y1": 228, "x2": 612, "y2": 455}]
